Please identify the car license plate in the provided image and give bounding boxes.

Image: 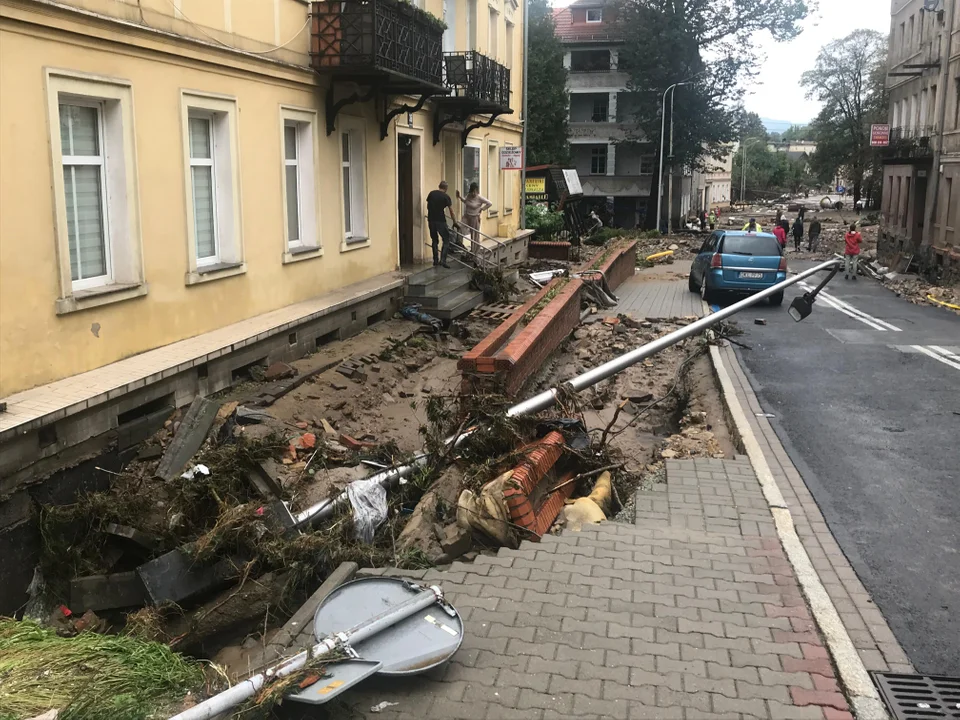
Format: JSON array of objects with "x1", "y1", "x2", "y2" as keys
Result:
[{"x1": 739, "y1": 272, "x2": 764, "y2": 279}]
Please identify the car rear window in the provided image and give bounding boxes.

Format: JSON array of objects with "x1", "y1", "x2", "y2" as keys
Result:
[{"x1": 721, "y1": 236, "x2": 781, "y2": 256}]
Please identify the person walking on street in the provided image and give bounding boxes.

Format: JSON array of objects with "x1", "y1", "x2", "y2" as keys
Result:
[
  {"x1": 456, "y1": 183, "x2": 492, "y2": 245},
  {"x1": 808, "y1": 217, "x2": 822, "y2": 252},
  {"x1": 742, "y1": 218, "x2": 762, "y2": 232},
  {"x1": 708, "y1": 209, "x2": 716, "y2": 229},
  {"x1": 844, "y1": 223, "x2": 862, "y2": 279},
  {"x1": 792, "y1": 216, "x2": 804, "y2": 252},
  {"x1": 773, "y1": 222, "x2": 787, "y2": 250},
  {"x1": 775, "y1": 208, "x2": 783, "y2": 227},
  {"x1": 426, "y1": 181, "x2": 459, "y2": 268}
]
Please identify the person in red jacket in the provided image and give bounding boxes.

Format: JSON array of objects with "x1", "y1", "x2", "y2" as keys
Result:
[
  {"x1": 773, "y1": 223, "x2": 787, "y2": 249},
  {"x1": 844, "y1": 223, "x2": 862, "y2": 280}
]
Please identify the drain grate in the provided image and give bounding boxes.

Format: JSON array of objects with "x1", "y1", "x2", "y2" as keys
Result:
[{"x1": 873, "y1": 673, "x2": 960, "y2": 720}]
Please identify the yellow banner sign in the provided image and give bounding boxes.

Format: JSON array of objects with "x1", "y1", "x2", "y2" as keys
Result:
[{"x1": 525, "y1": 177, "x2": 546, "y2": 194}]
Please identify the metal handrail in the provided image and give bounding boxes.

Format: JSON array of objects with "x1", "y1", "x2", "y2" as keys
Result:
[
  {"x1": 449, "y1": 224, "x2": 504, "y2": 271},
  {"x1": 454, "y1": 220, "x2": 510, "y2": 266},
  {"x1": 447, "y1": 226, "x2": 498, "y2": 272}
]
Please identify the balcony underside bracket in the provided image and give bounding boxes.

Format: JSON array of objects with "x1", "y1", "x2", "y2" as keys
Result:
[
  {"x1": 433, "y1": 106, "x2": 472, "y2": 145},
  {"x1": 379, "y1": 91, "x2": 441, "y2": 140},
  {"x1": 462, "y1": 111, "x2": 508, "y2": 147},
  {"x1": 326, "y1": 82, "x2": 377, "y2": 136}
]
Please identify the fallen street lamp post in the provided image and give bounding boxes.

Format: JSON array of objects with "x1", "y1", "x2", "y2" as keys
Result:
[{"x1": 294, "y1": 258, "x2": 844, "y2": 530}]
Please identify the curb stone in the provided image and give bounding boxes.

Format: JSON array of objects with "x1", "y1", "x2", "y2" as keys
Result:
[{"x1": 708, "y1": 339, "x2": 889, "y2": 720}]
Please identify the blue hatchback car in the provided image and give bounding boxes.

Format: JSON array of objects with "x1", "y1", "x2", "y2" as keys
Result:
[{"x1": 688, "y1": 230, "x2": 787, "y2": 306}]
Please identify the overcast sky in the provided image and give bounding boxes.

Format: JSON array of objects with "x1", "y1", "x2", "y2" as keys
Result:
[{"x1": 551, "y1": 0, "x2": 892, "y2": 127}]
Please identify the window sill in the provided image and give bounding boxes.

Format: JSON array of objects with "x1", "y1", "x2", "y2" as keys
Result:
[
  {"x1": 504, "y1": 208, "x2": 514, "y2": 216},
  {"x1": 283, "y1": 245, "x2": 324, "y2": 264},
  {"x1": 56, "y1": 282, "x2": 148, "y2": 315},
  {"x1": 487, "y1": 210, "x2": 499, "y2": 219},
  {"x1": 340, "y1": 237, "x2": 370, "y2": 253},
  {"x1": 185, "y1": 262, "x2": 246, "y2": 286}
]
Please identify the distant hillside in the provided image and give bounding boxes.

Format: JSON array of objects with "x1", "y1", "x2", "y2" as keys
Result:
[{"x1": 760, "y1": 117, "x2": 807, "y2": 133}]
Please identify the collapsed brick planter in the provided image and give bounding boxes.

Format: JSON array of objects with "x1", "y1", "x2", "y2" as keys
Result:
[
  {"x1": 460, "y1": 277, "x2": 582, "y2": 396},
  {"x1": 459, "y1": 239, "x2": 638, "y2": 397},
  {"x1": 578, "y1": 239, "x2": 638, "y2": 291},
  {"x1": 528, "y1": 240, "x2": 571, "y2": 261}
]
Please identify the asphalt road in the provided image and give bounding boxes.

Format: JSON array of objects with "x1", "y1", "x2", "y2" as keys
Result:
[{"x1": 729, "y1": 263, "x2": 960, "y2": 676}]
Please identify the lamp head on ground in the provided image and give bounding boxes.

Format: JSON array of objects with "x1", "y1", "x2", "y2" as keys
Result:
[{"x1": 789, "y1": 293, "x2": 815, "y2": 322}]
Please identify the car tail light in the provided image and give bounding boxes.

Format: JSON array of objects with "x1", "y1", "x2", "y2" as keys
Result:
[
  {"x1": 779, "y1": 256, "x2": 788, "y2": 271},
  {"x1": 710, "y1": 253, "x2": 722, "y2": 268}
]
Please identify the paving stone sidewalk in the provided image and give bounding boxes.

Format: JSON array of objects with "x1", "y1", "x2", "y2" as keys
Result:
[{"x1": 340, "y1": 458, "x2": 857, "y2": 720}]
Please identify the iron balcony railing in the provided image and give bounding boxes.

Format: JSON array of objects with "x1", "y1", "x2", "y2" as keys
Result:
[
  {"x1": 883, "y1": 125, "x2": 937, "y2": 159},
  {"x1": 442, "y1": 51, "x2": 510, "y2": 109},
  {"x1": 310, "y1": 0, "x2": 443, "y2": 86}
]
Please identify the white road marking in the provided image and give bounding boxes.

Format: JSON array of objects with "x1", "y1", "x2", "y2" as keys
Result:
[
  {"x1": 929, "y1": 345, "x2": 960, "y2": 363},
  {"x1": 797, "y1": 282, "x2": 902, "y2": 332},
  {"x1": 911, "y1": 345, "x2": 960, "y2": 371}
]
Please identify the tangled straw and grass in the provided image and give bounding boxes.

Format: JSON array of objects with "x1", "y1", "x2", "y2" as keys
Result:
[{"x1": 0, "y1": 618, "x2": 204, "y2": 720}]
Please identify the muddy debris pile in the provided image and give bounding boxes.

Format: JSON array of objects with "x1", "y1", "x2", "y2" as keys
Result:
[{"x1": 885, "y1": 274, "x2": 960, "y2": 313}]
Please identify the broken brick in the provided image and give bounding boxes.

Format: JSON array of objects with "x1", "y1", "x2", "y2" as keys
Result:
[
  {"x1": 339, "y1": 434, "x2": 377, "y2": 452},
  {"x1": 263, "y1": 362, "x2": 297, "y2": 381}
]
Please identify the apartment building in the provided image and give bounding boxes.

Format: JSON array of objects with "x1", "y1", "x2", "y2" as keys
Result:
[
  {"x1": 881, "y1": 0, "x2": 960, "y2": 273},
  {"x1": 552, "y1": 0, "x2": 657, "y2": 228},
  {"x1": 0, "y1": 0, "x2": 524, "y2": 473}
]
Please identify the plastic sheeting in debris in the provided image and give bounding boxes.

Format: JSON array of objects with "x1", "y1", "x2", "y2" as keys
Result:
[{"x1": 347, "y1": 476, "x2": 389, "y2": 543}]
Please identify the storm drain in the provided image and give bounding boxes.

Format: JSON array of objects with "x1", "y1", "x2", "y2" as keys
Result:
[{"x1": 872, "y1": 673, "x2": 960, "y2": 719}]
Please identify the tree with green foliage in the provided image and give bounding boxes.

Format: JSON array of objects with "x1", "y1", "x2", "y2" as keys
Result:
[
  {"x1": 525, "y1": 0, "x2": 569, "y2": 166},
  {"x1": 781, "y1": 124, "x2": 812, "y2": 142},
  {"x1": 801, "y1": 29, "x2": 888, "y2": 205},
  {"x1": 614, "y1": 0, "x2": 812, "y2": 225}
]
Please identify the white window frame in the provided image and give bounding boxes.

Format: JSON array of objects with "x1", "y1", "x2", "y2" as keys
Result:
[
  {"x1": 180, "y1": 91, "x2": 243, "y2": 285},
  {"x1": 586, "y1": 8, "x2": 602, "y2": 23},
  {"x1": 60, "y1": 99, "x2": 112, "y2": 290},
  {"x1": 488, "y1": 7, "x2": 499, "y2": 59},
  {"x1": 45, "y1": 70, "x2": 145, "y2": 315},
  {"x1": 339, "y1": 115, "x2": 369, "y2": 250},
  {"x1": 280, "y1": 106, "x2": 321, "y2": 263},
  {"x1": 189, "y1": 112, "x2": 219, "y2": 267},
  {"x1": 486, "y1": 141, "x2": 499, "y2": 218}
]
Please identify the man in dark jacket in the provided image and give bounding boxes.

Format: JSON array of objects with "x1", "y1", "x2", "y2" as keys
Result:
[
  {"x1": 426, "y1": 181, "x2": 459, "y2": 267},
  {"x1": 792, "y1": 216, "x2": 804, "y2": 252},
  {"x1": 808, "y1": 218, "x2": 822, "y2": 252}
]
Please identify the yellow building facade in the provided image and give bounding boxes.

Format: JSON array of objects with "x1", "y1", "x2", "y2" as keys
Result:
[{"x1": 0, "y1": 0, "x2": 525, "y2": 396}]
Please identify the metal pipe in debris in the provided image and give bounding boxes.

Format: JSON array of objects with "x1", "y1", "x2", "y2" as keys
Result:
[
  {"x1": 169, "y1": 587, "x2": 443, "y2": 720},
  {"x1": 294, "y1": 258, "x2": 842, "y2": 529}
]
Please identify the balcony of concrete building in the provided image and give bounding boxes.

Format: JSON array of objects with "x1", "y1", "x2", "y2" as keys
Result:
[{"x1": 570, "y1": 143, "x2": 655, "y2": 197}]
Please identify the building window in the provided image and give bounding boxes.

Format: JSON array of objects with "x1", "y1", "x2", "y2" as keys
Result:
[
  {"x1": 955, "y1": 78, "x2": 960, "y2": 129},
  {"x1": 463, "y1": 144, "x2": 480, "y2": 198},
  {"x1": 340, "y1": 122, "x2": 368, "y2": 244},
  {"x1": 570, "y1": 49, "x2": 611, "y2": 72},
  {"x1": 505, "y1": 19, "x2": 514, "y2": 70},
  {"x1": 181, "y1": 92, "x2": 242, "y2": 283},
  {"x1": 486, "y1": 142, "x2": 499, "y2": 216},
  {"x1": 592, "y1": 96, "x2": 609, "y2": 122},
  {"x1": 467, "y1": 0, "x2": 476, "y2": 51},
  {"x1": 488, "y1": 8, "x2": 499, "y2": 58},
  {"x1": 908, "y1": 15, "x2": 915, "y2": 51},
  {"x1": 640, "y1": 155, "x2": 656, "y2": 175},
  {"x1": 281, "y1": 108, "x2": 320, "y2": 259},
  {"x1": 586, "y1": 8, "x2": 602, "y2": 23},
  {"x1": 47, "y1": 71, "x2": 145, "y2": 313},
  {"x1": 60, "y1": 103, "x2": 110, "y2": 287},
  {"x1": 188, "y1": 115, "x2": 218, "y2": 265},
  {"x1": 591, "y1": 146, "x2": 607, "y2": 175}
]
